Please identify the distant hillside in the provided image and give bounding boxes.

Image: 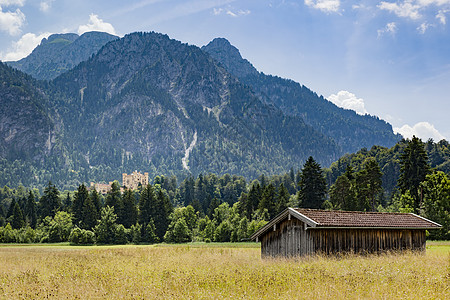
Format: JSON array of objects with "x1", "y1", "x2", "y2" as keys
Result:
[
  {"x1": 6, "y1": 31, "x2": 117, "y2": 80},
  {"x1": 202, "y1": 38, "x2": 401, "y2": 154}
]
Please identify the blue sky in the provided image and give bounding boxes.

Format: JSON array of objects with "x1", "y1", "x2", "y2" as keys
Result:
[{"x1": 1, "y1": 0, "x2": 449, "y2": 141}]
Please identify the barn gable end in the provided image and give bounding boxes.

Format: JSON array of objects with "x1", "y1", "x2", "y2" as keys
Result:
[{"x1": 251, "y1": 208, "x2": 441, "y2": 257}]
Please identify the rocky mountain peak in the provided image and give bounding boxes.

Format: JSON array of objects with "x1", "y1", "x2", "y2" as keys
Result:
[{"x1": 202, "y1": 38, "x2": 258, "y2": 78}]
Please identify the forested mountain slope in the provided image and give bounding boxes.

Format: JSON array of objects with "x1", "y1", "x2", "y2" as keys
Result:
[
  {"x1": 202, "y1": 38, "x2": 401, "y2": 154},
  {"x1": 1, "y1": 31, "x2": 407, "y2": 190},
  {"x1": 51, "y1": 32, "x2": 340, "y2": 180},
  {"x1": 0, "y1": 62, "x2": 60, "y2": 161}
]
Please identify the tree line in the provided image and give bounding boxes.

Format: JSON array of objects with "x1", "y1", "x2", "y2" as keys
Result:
[{"x1": 0, "y1": 136, "x2": 448, "y2": 243}]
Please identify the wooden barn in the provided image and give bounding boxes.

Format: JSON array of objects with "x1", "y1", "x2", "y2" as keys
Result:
[{"x1": 251, "y1": 208, "x2": 441, "y2": 257}]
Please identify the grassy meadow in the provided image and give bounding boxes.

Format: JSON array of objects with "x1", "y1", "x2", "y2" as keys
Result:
[{"x1": 0, "y1": 242, "x2": 448, "y2": 299}]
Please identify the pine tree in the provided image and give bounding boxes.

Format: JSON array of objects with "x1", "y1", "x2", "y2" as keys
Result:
[
  {"x1": 121, "y1": 188, "x2": 137, "y2": 228},
  {"x1": 297, "y1": 156, "x2": 327, "y2": 209},
  {"x1": 139, "y1": 184, "x2": 156, "y2": 241},
  {"x1": 40, "y1": 181, "x2": 61, "y2": 218},
  {"x1": 398, "y1": 136, "x2": 431, "y2": 212},
  {"x1": 24, "y1": 191, "x2": 37, "y2": 228},
  {"x1": 363, "y1": 158, "x2": 383, "y2": 211},
  {"x1": 276, "y1": 183, "x2": 289, "y2": 214},
  {"x1": 105, "y1": 181, "x2": 121, "y2": 208},
  {"x1": 6, "y1": 198, "x2": 16, "y2": 219},
  {"x1": 90, "y1": 189, "x2": 102, "y2": 214},
  {"x1": 153, "y1": 189, "x2": 172, "y2": 241},
  {"x1": 259, "y1": 183, "x2": 277, "y2": 219},
  {"x1": 11, "y1": 202, "x2": 25, "y2": 229},
  {"x1": 72, "y1": 184, "x2": 89, "y2": 226},
  {"x1": 81, "y1": 197, "x2": 98, "y2": 230}
]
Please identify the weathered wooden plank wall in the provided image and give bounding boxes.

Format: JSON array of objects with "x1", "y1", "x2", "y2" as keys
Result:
[
  {"x1": 260, "y1": 217, "x2": 426, "y2": 257},
  {"x1": 261, "y1": 217, "x2": 313, "y2": 257},
  {"x1": 309, "y1": 229, "x2": 426, "y2": 254}
]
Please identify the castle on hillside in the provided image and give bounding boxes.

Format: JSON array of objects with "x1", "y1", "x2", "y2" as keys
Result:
[
  {"x1": 90, "y1": 182, "x2": 115, "y2": 194},
  {"x1": 90, "y1": 171, "x2": 148, "y2": 194},
  {"x1": 122, "y1": 171, "x2": 149, "y2": 190}
]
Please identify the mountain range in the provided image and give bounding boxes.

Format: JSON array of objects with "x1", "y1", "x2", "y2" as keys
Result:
[{"x1": 0, "y1": 31, "x2": 401, "y2": 189}]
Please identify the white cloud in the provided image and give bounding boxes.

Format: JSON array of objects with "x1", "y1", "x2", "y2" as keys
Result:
[
  {"x1": 328, "y1": 90, "x2": 368, "y2": 115},
  {"x1": 39, "y1": 0, "x2": 55, "y2": 12},
  {"x1": 304, "y1": 0, "x2": 340, "y2": 13},
  {"x1": 0, "y1": 1, "x2": 25, "y2": 6},
  {"x1": 378, "y1": 1, "x2": 450, "y2": 22},
  {"x1": 436, "y1": 9, "x2": 448, "y2": 24},
  {"x1": 378, "y1": 1, "x2": 422, "y2": 20},
  {"x1": 377, "y1": 22, "x2": 397, "y2": 37},
  {"x1": 394, "y1": 122, "x2": 446, "y2": 141},
  {"x1": 213, "y1": 7, "x2": 223, "y2": 15},
  {"x1": 1, "y1": 32, "x2": 51, "y2": 61},
  {"x1": 0, "y1": 6, "x2": 25, "y2": 35},
  {"x1": 213, "y1": 7, "x2": 250, "y2": 17},
  {"x1": 417, "y1": 22, "x2": 432, "y2": 33},
  {"x1": 78, "y1": 14, "x2": 116, "y2": 35}
]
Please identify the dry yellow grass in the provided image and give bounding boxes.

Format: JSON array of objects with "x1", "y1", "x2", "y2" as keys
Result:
[{"x1": 0, "y1": 242, "x2": 448, "y2": 299}]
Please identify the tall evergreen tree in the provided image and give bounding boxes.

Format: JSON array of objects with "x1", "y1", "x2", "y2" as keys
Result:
[
  {"x1": 24, "y1": 191, "x2": 37, "y2": 228},
  {"x1": 105, "y1": 181, "x2": 122, "y2": 208},
  {"x1": 398, "y1": 136, "x2": 431, "y2": 212},
  {"x1": 72, "y1": 184, "x2": 89, "y2": 226},
  {"x1": 81, "y1": 196, "x2": 98, "y2": 230},
  {"x1": 105, "y1": 181, "x2": 123, "y2": 223},
  {"x1": 90, "y1": 189, "x2": 102, "y2": 214},
  {"x1": 362, "y1": 158, "x2": 383, "y2": 211},
  {"x1": 11, "y1": 201, "x2": 25, "y2": 229},
  {"x1": 39, "y1": 181, "x2": 61, "y2": 219},
  {"x1": 259, "y1": 183, "x2": 277, "y2": 219},
  {"x1": 121, "y1": 188, "x2": 137, "y2": 228},
  {"x1": 298, "y1": 156, "x2": 327, "y2": 209},
  {"x1": 153, "y1": 189, "x2": 172, "y2": 241},
  {"x1": 139, "y1": 184, "x2": 156, "y2": 241},
  {"x1": 276, "y1": 183, "x2": 289, "y2": 214},
  {"x1": 6, "y1": 198, "x2": 16, "y2": 219}
]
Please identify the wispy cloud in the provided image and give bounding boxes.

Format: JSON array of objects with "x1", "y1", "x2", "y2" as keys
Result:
[
  {"x1": 78, "y1": 14, "x2": 116, "y2": 35},
  {"x1": 377, "y1": 22, "x2": 397, "y2": 38},
  {"x1": 378, "y1": 1, "x2": 421, "y2": 20},
  {"x1": 304, "y1": 0, "x2": 340, "y2": 13},
  {"x1": 377, "y1": 0, "x2": 450, "y2": 28},
  {"x1": 138, "y1": 0, "x2": 236, "y2": 27},
  {"x1": 213, "y1": 7, "x2": 250, "y2": 17},
  {"x1": 40, "y1": 0, "x2": 55, "y2": 13},
  {"x1": 436, "y1": 9, "x2": 448, "y2": 24},
  {"x1": 108, "y1": 0, "x2": 166, "y2": 18},
  {"x1": 0, "y1": 1, "x2": 25, "y2": 6},
  {"x1": 417, "y1": 22, "x2": 432, "y2": 33}
]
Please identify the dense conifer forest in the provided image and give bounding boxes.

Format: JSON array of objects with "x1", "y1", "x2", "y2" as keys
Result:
[{"x1": 1, "y1": 137, "x2": 448, "y2": 243}]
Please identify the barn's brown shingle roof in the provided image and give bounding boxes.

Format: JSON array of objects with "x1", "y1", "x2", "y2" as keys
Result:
[{"x1": 293, "y1": 208, "x2": 441, "y2": 228}]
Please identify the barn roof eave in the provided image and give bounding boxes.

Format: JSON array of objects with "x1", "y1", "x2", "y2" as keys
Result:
[{"x1": 250, "y1": 207, "x2": 318, "y2": 241}]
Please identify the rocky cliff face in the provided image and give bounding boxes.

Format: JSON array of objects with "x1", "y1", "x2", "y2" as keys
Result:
[
  {"x1": 0, "y1": 63, "x2": 58, "y2": 161},
  {"x1": 7, "y1": 31, "x2": 117, "y2": 80}
]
